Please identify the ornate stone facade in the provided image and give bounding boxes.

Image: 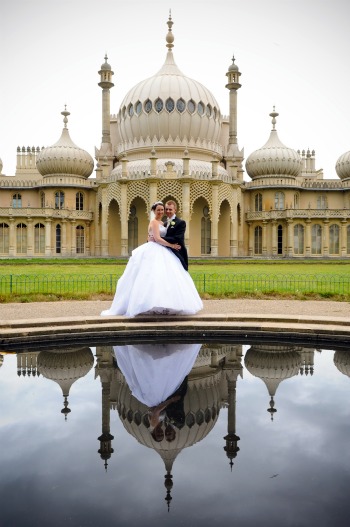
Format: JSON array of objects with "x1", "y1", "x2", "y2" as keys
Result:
[{"x1": 1, "y1": 15, "x2": 350, "y2": 259}]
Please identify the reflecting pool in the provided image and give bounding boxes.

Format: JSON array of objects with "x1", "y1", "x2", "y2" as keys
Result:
[{"x1": 1, "y1": 341, "x2": 350, "y2": 527}]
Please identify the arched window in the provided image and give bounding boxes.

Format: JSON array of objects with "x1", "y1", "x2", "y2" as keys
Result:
[
  {"x1": 55, "y1": 191, "x2": 65, "y2": 210},
  {"x1": 76, "y1": 226, "x2": 85, "y2": 254},
  {"x1": 255, "y1": 193, "x2": 262, "y2": 212},
  {"x1": 311, "y1": 224, "x2": 322, "y2": 254},
  {"x1": 329, "y1": 224, "x2": 339, "y2": 254},
  {"x1": 201, "y1": 206, "x2": 211, "y2": 254},
  {"x1": 0, "y1": 223, "x2": 9, "y2": 254},
  {"x1": 56, "y1": 224, "x2": 61, "y2": 254},
  {"x1": 76, "y1": 192, "x2": 84, "y2": 211},
  {"x1": 254, "y1": 226, "x2": 262, "y2": 255},
  {"x1": 128, "y1": 205, "x2": 138, "y2": 254},
  {"x1": 16, "y1": 223, "x2": 27, "y2": 254},
  {"x1": 34, "y1": 223, "x2": 45, "y2": 254},
  {"x1": 40, "y1": 192, "x2": 45, "y2": 208},
  {"x1": 274, "y1": 192, "x2": 285, "y2": 210},
  {"x1": 294, "y1": 224, "x2": 304, "y2": 255},
  {"x1": 12, "y1": 193, "x2": 22, "y2": 208}
]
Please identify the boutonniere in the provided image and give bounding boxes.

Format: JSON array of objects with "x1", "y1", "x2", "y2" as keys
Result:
[{"x1": 170, "y1": 221, "x2": 176, "y2": 227}]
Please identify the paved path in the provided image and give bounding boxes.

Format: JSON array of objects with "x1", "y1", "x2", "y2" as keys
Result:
[
  {"x1": 1, "y1": 299, "x2": 350, "y2": 349},
  {"x1": 1, "y1": 298, "x2": 350, "y2": 322}
]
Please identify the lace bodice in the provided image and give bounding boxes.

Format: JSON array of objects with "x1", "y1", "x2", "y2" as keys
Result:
[{"x1": 149, "y1": 223, "x2": 167, "y2": 238}]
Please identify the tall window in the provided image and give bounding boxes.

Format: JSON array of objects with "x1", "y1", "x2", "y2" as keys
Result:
[
  {"x1": 12, "y1": 193, "x2": 22, "y2": 208},
  {"x1": 40, "y1": 192, "x2": 45, "y2": 208},
  {"x1": 34, "y1": 223, "x2": 45, "y2": 254},
  {"x1": 76, "y1": 192, "x2": 84, "y2": 211},
  {"x1": 128, "y1": 205, "x2": 138, "y2": 254},
  {"x1": 56, "y1": 224, "x2": 61, "y2": 254},
  {"x1": 201, "y1": 206, "x2": 211, "y2": 254},
  {"x1": 274, "y1": 192, "x2": 285, "y2": 210},
  {"x1": 294, "y1": 193, "x2": 300, "y2": 209},
  {"x1": 254, "y1": 226, "x2": 262, "y2": 255},
  {"x1": 294, "y1": 224, "x2": 304, "y2": 255},
  {"x1": 277, "y1": 224, "x2": 283, "y2": 255},
  {"x1": 311, "y1": 224, "x2": 322, "y2": 255},
  {"x1": 55, "y1": 191, "x2": 65, "y2": 210},
  {"x1": 16, "y1": 223, "x2": 27, "y2": 254},
  {"x1": 0, "y1": 223, "x2": 9, "y2": 254},
  {"x1": 76, "y1": 226, "x2": 85, "y2": 254},
  {"x1": 329, "y1": 224, "x2": 339, "y2": 254},
  {"x1": 347, "y1": 226, "x2": 350, "y2": 254},
  {"x1": 255, "y1": 193, "x2": 262, "y2": 212},
  {"x1": 317, "y1": 195, "x2": 327, "y2": 209}
]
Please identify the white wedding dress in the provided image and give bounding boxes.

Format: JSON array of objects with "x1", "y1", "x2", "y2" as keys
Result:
[
  {"x1": 113, "y1": 343, "x2": 202, "y2": 407},
  {"x1": 101, "y1": 225, "x2": 203, "y2": 317}
]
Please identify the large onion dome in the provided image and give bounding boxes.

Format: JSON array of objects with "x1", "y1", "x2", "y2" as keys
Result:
[
  {"x1": 335, "y1": 150, "x2": 350, "y2": 181},
  {"x1": 116, "y1": 15, "x2": 222, "y2": 157},
  {"x1": 36, "y1": 107, "x2": 94, "y2": 178},
  {"x1": 245, "y1": 108, "x2": 302, "y2": 180}
]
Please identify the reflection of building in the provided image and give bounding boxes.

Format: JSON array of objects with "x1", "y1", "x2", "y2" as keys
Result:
[
  {"x1": 36, "y1": 347, "x2": 94, "y2": 418},
  {"x1": 334, "y1": 350, "x2": 350, "y2": 377},
  {"x1": 95, "y1": 343, "x2": 243, "y2": 507},
  {"x1": 244, "y1": 345, "x2": 315, "y2": 419},
  {"x1": 2, "y1": 15, "x2": 350, "y2": 259}
]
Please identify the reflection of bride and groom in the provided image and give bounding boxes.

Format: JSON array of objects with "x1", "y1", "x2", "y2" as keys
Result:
[
  {"x1": 114, "y1": 343, "x2": 202, "y2": 443},
  {"x1": 101, "y1": 200, "x2": 203, "y2": 317},
  {"x1": 114, "y1": 342, "x2": 202, "y2": 509}
]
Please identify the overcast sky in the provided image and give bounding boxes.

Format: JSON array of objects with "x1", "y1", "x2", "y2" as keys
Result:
[{"x1": 1, "y1": 0, "x2": 349, "y2": 180}]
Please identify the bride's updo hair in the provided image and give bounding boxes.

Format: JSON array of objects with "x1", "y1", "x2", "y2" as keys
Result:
[{"x1": 151, "y1": 201, "x2": 164, "y2": 211}]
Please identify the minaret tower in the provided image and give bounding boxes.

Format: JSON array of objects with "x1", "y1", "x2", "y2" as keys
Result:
[
  {"x1": 225, "y1": 55, "x2": 244, "y2": 180},
  {"x1": 98, "y1": 54, "x2": 114, "y2": 148}
]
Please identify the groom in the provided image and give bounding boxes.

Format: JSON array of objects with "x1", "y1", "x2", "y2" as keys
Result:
[
  {"x1": 164, "y1": 200, "x2": 188, "y2": 271},
  {"x1": 162, "y1": 200, "x2": 189, "y2": 271}
]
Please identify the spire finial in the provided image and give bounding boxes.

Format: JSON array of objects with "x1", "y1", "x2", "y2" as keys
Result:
[
  {"x1": 270, "y1": 106, "x2": 279, "y2": 131},
  {"x1": 61, "y1": 105, "x2": 70, "y2": 129},
  {"x1": 104, "y1": 53, "x2": 108, "y2": 62},
  {"x1": 166, "y1": 10, "x2": 174, "y2": 50}
]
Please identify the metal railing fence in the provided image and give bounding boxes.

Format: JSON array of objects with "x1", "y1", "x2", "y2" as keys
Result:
[{"x1": 1, "y1": 273, "x2": 350, "y2": 296}]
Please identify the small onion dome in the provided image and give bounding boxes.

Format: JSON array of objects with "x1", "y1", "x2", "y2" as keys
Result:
[
  {"x1": 36, "y1": 107, "x2": 94, "y2": 178},
  {"x1": 0, "y1": 158, "x2": 3, "y2": 174},
  {"x1": 335, "y1": 151, "x2": 350, "y2": 181},
  {"x1": 228, "y1": 55, "x2": 239, "y2": 72},
  {"x1": 246, "y1": 108, "x2": 302, "y2": 179},
  {"x1": 100, "y1": 53, "x2": 112, "y2": 71}
]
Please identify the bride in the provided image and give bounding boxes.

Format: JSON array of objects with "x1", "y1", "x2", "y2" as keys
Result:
[{"x1": 100, "y1": 201, "x2": 203, "y2": 317}]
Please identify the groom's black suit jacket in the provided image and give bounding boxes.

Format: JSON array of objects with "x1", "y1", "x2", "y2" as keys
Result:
[{"x1": 163, "y1": 216, "x2": 188, "y2": 271}]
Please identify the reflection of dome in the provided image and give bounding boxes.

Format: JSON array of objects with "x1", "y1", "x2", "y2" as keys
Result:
[
  {"x1": 335, "y1": 150, "x2": 350, "y2": 181},
  {"x1": 245, "y1": 109, "x2": 302, "y2": 180},
  {"x1": 0, "y1": 354, "x2": 3, "y2": 368},
  {"x1": 244, "y1": 345, "x2": 302, "y2": 419},
  {"x1": 116, "y1": 15, "x2": 222, "y2": 158},
  {"x1": 36, "y1": 108, "x2": 94, "y2": 179},
  {"x1": 334, "y1": 350, "x2": 350, "y2": 377},
  {"x1": 37, "y1": 346, "x2": 94, "y2": 417}
]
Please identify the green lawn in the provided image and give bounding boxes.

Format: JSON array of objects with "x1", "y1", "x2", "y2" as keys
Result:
[{"x1": 0, "y1": 258, "x2": 350, "y2": 302}]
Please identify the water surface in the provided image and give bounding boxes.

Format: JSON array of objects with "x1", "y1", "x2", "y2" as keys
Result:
[{"x1": 1, "y1": 341, "x2": 349, "y2": 526}]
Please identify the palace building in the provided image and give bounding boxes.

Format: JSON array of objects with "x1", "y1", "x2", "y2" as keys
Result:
[{"x1": 1, "y1": 15, "x2": 350, "y2": 259}]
